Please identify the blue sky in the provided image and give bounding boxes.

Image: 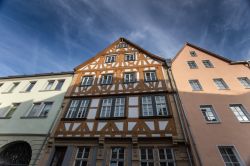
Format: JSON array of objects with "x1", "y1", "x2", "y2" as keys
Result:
[{"x1": 0, "y1": 0, "x2": 250, "y2": 76}]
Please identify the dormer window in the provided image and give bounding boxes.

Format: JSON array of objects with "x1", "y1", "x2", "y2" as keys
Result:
[
  {"x1": 190, "y1": 51, "x2": 197, "y2": 57},
  {"x1": 105, "y1": 55, "x2": 116, "y2": 63},
  {"x1": 125, "y1": 54, "x2": 135, "y2": 61},
  {"x1": 116, "y1": 42, "x2": 128, "y2": 48}
]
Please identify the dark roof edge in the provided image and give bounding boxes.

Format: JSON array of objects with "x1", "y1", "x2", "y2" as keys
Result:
[{"x1": 0, "y1": 71, "x2": 73, "y2": 80}]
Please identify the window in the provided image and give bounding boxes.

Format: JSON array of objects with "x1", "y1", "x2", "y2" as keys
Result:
[
  {"x1": 140, "y1": 148, "x2": 154, "y2": 166},
  {"x1": 187, "y1": 61, "x2": 198, "y2": 69},
  {"x1": 106, "y1": 55, "x2": 116, "y2": 63},
  {"x1": 189, "y1": 80, "x2": 202, "y2": 91},
  {"x1": 81, "y1": 76, "x2": 94, "y2": 86},
  {"x1": 6, "y1": 103, "x2": 20, "y2": 118},
  {"x1": 238, "y1": 77, "x2": 250, "y2": 88},
  {"x1": 124, "y1": 72, "x2": 136, "y2": 83},
  {"x1": 116, "y1": 42, "x2": 128, "y2": 48},
  {"x1": 101, "y1": 74, "x2": 113, "y2": 85},
  {"x1": 213, "y1": 78, "x2": 229, "y2": 90},
  {"x1": 26, "y1": 102, "x2": 53, "y2": 117},
  {"x1": 202, "y1": 60, "x2": 214, "y2": 68},
  {"x1": 141, "y1": 96, "x2": 168, "y2": 117},
  {"x1": 229, "y1": 104, "x2": 249, "y2": 122},
  {"x1": 218, "y1": 146, "x2": 243, "y2": 166},
  {"x1": 74, "y1": 147, "x2": 90, "y2": 166},
  {"x1": 55, "y1": 80, "x2": 65, "y2": 90},
  {"x1": 45, "y1": 80, "x2": 55, "y2": 90},
  {"x1": 65, "y1": 99, "x2": 90, "y2": 118},
  {"x1": 200, "y1": 105, "x2": 219, "y2": 122},
  {"x1": 144, "y1": 71, "x2": 157, "y2": 82},
  {"x1": 158, "y1": 148, "x2": 175, "y2": 166},
  {"x1": 0, "y1": 83, "x2": 3, "y2": 88},
  {"x1": 7, "y1": 82, "x2": 19, "y2": 93},
  {"x1": 25, "y1": 81, "x2": 36, "y2": 92},
  {"x1": 100, "y1": 97, "x2": 125, "y2": 118},
  {"x1": 190, "y1": 51, "x2": 197, "y2": 57},
  {"x1": 110, "y1": 147, "x2": 124, "y2": 166},
  {"x1": 125, "y1": 54, "x2": 135, "y2": 61}
]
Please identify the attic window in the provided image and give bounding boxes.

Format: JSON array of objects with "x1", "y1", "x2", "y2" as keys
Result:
[
  {"x1": 190, "y1": 51, "x2": 197, "y2": 57},
  {"x1": 116, "y1": 42, "x2": 128, "y2": 49}
]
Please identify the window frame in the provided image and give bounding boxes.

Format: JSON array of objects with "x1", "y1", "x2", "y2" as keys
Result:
[
  {"x1": 25, "y1": 81, "x2": 36, "y2": 92},
  {"x1": 140, "y1": 147, "x2": 154, "y2": 166},
  {"x1": 238, "y1": 77, "x2": 250, "y2": 88},
  {"x1": 101, "y1": 74, "x2": 113, "y2": 85},
  {"x1": 189, "y1": 80, "x2": 203, "y2": 91},
  {"x1": 199, "y1": 105, "x2": 220, "y2": 123},
  {"x1": 140, "y1": 95, "x2": 169, "y2": 118},
  {"x1": 229, "y1": 104, "x2": 250, "y2": 122},
  {"x1": 110, "y1": 147, "x2": 125, "y2": 166},
  {"x1": 7, "y1": 82, "x2": 20, "y2": 93},
  {"x1": 64, "y1": 99, "x2": 91, "y2": 119},
  {"x1": 187, "y1": 61, "x2": 198, "y2": 69},
  {"x1": 25, "y1": 102, "x2": 53, "y2": 118},
  {"x1": 81, "y1": 76, "x2": 94, "y2": 86},
  {"x1": 105, "y1": 55, "x2": 116, "y2": 63},
  {"x1": 190, "y1": 51, "x2": 197, "y2": 57},
  {"x1": 213, "y1": 78, "x2": 229, "y2": 90},
  {"x1": 116, "y1": 42, "x2": 128, "y2": 49},
  {"x1": 202, "y1": 60, "x2": 214, "y2": 68},
  {"x1": 55, "y1": 79, "x2": 65, "y2": 91},
  {"x1": 124, "y1": 53, "x2": 135, "y2": 61},
  {"x1": 124, "y1": 72, "x2": 136, "y2": 83},
  {"x1": 44, "y1": 80, "x2": 55, "y2": 90},
  {"x1": 218, "y1": 145, "x2": 244, "y2": 166},
  {"x1": 158, "y1": 148, "x2": 176, "y2": 166},
  {"x1": 98, "y1": 97, "x2": 126, "y2": 119},
  {"x1": 74, "y1": 146, "x2": 90, "y2": 166},
  {"x1": 144, "y1": 71, "x2": 157, "y2": 82}
]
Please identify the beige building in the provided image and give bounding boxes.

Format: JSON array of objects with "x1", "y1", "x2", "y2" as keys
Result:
[{"x1": 172, "y1": 43, "x2": 250, "y2": 166}]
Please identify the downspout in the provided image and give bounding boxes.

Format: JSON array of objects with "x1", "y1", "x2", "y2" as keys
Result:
[{"x1": 165, "y1": 59, "x2": 202, "y2": 166}]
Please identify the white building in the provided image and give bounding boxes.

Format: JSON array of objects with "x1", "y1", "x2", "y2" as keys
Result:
[{"x1": 0, "y1": 72, "x2": 73, "y2": 165}]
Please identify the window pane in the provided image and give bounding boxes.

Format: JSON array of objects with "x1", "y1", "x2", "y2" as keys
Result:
[
  {"x1": 55, "y1": 80, "x2": 65, "y2": 90},
  {"x1": 114, "y1": 98, "x2": 125, "y2": 117},
  {"x1": 189, "y1": 80, "x2": 202, "y2": 90},
  {"x1": 66, "y1": 100, "x2": 79, "y2": 118},
  {"x1": 27, "y1": 103, "x2": 41, "y2": 117},
  {"x1": 142, "y1": 96, "x2": 153, "y2": 116},
  {"x1": 155, "y1": 96, "x2": 168, "y2": 116},
  {"x1": 100, "y1": 99, "x2": 112, "y2": 118},
  {"x1": 45, "y1": 80, "x2": 54, "y2": 90},
  {"x1": 26, "y1": 82, "x2": 36, "y2": 92},
  {"x1": 40, "y1": 102, "x2": 53, "y2": 117},
  {"x1": 219, "y1": 146, "x2": 241, "y2": 165},
  {"x1": 230, "y1": 105, "x2": 249, "y2": 122},
  {"x1": 6, "y1": 103, "x2": 20, "y2": 118},
  {"x1": 200, "y1": 105, "x2": 218, "y2": 122}
]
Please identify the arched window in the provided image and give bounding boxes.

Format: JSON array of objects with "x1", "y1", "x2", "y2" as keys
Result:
[{"x1": 0, "y1": 141, "x2": 32, "y2": 165}]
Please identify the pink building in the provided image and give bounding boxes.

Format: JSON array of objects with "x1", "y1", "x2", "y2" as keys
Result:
[{"x1": 172, "y1": 43, "x2": 250, "y2": 166}]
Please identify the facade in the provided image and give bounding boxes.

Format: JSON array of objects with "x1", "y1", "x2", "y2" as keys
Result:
[
  {"x1": 0, "y1": 72, "x2": 73, "y2": 165},
  {"x1": 172, "y1": 43, "x2": 250, "y2": 166},
  {"x1": 41, "y1": 38, "x2": 190, "y2": 165}
]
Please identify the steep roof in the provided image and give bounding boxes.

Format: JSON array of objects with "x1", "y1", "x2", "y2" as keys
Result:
[{"x1": 74, "y1": 37, "x2": 166, "y2": 71}]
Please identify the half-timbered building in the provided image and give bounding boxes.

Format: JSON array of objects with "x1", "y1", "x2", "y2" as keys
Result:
[{"x1": 41, "y1": 38, "x2": 190, "y2": 166}]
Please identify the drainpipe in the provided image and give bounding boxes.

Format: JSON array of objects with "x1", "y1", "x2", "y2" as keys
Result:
[{"x1": 165, "y1": 59, "x2": 202, "y2": 166}]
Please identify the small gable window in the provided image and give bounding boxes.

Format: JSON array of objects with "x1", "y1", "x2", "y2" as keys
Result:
[
  {"x1": 125, "y1": 54, "x2": 135, "y2": 61},
  {"x1": 190, "y1": 51, "x2": 197, "y2": 57},
  {"x1": 116, "y1": 42, "x2": 128, "y2": 49},
  {"x1": 105, "y1": 55, "x2": 116, "y2": 63}
]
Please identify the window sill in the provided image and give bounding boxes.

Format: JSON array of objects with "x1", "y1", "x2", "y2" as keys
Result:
[
  {"x1": 217, "y1": 88, "x2": 230, "y2": 90},
  {"x1": 239, "y1": 121, "x2": 250, "y2": 123},
  {"x1": 80, "y1": 85, "x2": 92, "y2": 87},
  {"x1": 19, "y1": 91, "x2": 31, "y2": 93},
  {"x1": 1, "y1": 92, "x2": 12, "y2": 94},
  {"x1": 0, "y1": 117, "x2": 11, "y2": 119},
  {"x1": 123, "y1": 81, "x2": 137, "y2": 84},
  {"x1": 39, "y1": 89, "x2": 61, "y2": 92},
  {"x1": 100, "y1": 84, "x2": 113, "y2": 86},
  {"x1": 192, "y1": 89, "x2": 203, "y2": 91},
  {"x1": 139, "y1": 115, "x2": 172, "y2": 119},
  {"x1": 206, "y1": 121, "x2": 221, "y2": 124},
  {"x1": 61, "y1": 118, "x2": 87, "y2": 121},
  {"x1": 20, "y1": 116, "x2": 47, "y2": 119},
  {"x1": 144, "y1": 80, "x2": 158, "y2": 83},
  {"x1": 96, "y1": 117, "x2": 126, "y2": 120}
]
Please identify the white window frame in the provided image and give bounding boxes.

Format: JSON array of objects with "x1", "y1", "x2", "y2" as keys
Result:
[
  {"x1": 213, "y1": 78, "x2": 229, "y2": 90},
  {"x1": 187, "y1": 61, "x2": 198, "y2": 69},
  {"x1": 65, "y1": 99, "x2": 90, "y2": 119},
  {"x1": 44, "y1": 80, "x2": 55, "y2": 90},
  {"x1": 158, "y1": 148, "x2": 175, "y2": 166},
  {"x1": 114, "y1": 98, "x2": 125, "y2": 117},
  {"x1": 200, "y1": 105, "x2": 219, "y2": 123},
  {"x1": 74, "y1": 147, "x2": 90, "y2": 166},
  {"x1": 142, "y1": 96, "x2": 154, "y2": 117},
  {"x1": 238, "y1": 77, "x2": 250, "y2": 88},
  {"x1": 229, "y1": 104, "x2": 250, "y2": 122},
  {"x1": 218, "y1": 145, "x2": 244, "y2": 166},
  {"x1": 25, "y1": 81, "x2": 36, "y2": 92},
  {"x1": 110, "y1": 147, "x2": 125, "y2": 166},
  {"x1": 55, "y1": 79, "x2": 65, "y2": 90},
  {"x1": 100, "y1": 98, "x2": 113, "y2": 118},
  {"x1": 124, "y1": 72, "x2": 136, "y2": 83},
  {"x1": 189, "y1": 80, "x2": 202, "y2": 91},
  {"x1": 140, "y1": 147, "x2": 154, "y2": 166},
  {"x1": 81, "y1": 76, "x2": 94, "y2": 86},
  {"x1": 202, "y1": 60, "x2": 214, "y2": 68},
  {"x1": 26, "y1": 102, "x2": 53, "y2": 118},
  {"x1": 106, "y1": 55, "x2": 116, "y2": 63},
  {"x1": 125, "y1": 53, "x2": 135, "y2": 61},
  {"x1": 101, "y1": 74, "x2": 113, "y2": 85},
  {"x1": 144, "y1": 71, "x2": 157, "y2": 82}
]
